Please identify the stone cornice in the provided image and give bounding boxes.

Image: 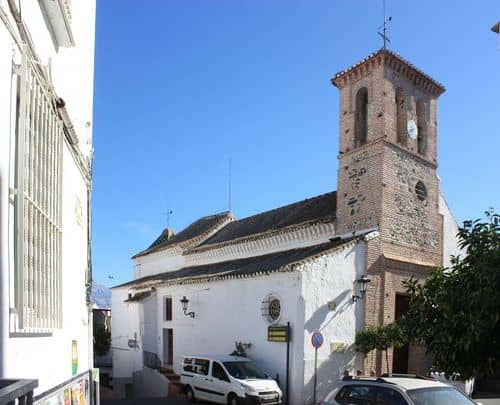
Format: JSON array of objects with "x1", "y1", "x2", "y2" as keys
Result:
[
  {"x1": 331, "y1": 49, "x2": 445, "y2": 97},
  {"x1": 186, "y1": 217, "x2": 336, "y2": 255},
  {"x1": 338, "y1": 138, "x2": 438, "y2": 170},
  {"x1": 185, "y1": 220, "x2": 336, "y2": 266}
]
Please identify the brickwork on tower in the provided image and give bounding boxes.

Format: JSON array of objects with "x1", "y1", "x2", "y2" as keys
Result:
[{"x1": 332, "y1": 49, "x2": 446, "y2": 375}]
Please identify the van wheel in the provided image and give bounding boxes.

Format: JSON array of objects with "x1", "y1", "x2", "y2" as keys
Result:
[
  {"x1": 227, "y1": 393, "x2": 239, "y2": 405},
  {"x1": 185, "y1": 386, "x2": 196, "y2": 402}
]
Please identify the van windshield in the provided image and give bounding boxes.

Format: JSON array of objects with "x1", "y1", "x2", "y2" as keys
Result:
[{"x1": 222, "y1": 361, "x2": 267, "y2": 380}]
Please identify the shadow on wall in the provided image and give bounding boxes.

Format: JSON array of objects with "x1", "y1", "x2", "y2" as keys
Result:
[
  {"x1": 303, "y1": 351, "x2": 358, "y2": 405},
  {"x1": 302, "y1": 243, "x2": 366, "y2": 404},
  {"x1": 302, "y1": 289, "x2": 360, "y2": 404},
  {"x1": 304, "y1": 289, "x2": 351, "y2": 334}
]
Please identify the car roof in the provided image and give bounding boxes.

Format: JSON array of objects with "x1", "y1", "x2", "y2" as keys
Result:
[
  {"x1": 382, "y1": 377, "x2": 449, "y2": 390},
  {"x1": 340, "y1": 376, "x2": 450, "y2": 391},
  {"x1": 183, "y1": 354, "x2": 250, "y2": 362}
]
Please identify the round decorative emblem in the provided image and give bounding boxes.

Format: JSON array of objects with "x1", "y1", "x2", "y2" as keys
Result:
[
  {"x1": 268, "y1": 298, "x2": 281, "y2": 321},
  {"x1": 407, "y1": 119, "x2": 418, "y2": 140},
  {"x1": 261, "y1": 294, "x2": 282, "y2": 324}
]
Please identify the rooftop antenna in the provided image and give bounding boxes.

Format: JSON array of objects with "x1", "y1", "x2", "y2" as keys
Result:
[
  {"x1": 228, "y1": 158, "x2": 232, "y2": 212},
  {"x1": 378, "y1": 0, "x2": 392, "y2": 49}
]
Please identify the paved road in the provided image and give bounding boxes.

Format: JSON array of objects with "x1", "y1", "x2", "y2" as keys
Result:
[{"x1": 474, "y1": 397, "x2": 500, "y2": 405}]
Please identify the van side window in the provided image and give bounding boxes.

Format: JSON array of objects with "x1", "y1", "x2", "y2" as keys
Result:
[
  {"x1": 183, "y1": 358, "x2": 194, "y2": 372},
  {"x1": 194, "y1": 358, "x2": 209, "y2": 375},
  {"x1": 212, "y1": 362, "x2": 230, "y2": 382}
]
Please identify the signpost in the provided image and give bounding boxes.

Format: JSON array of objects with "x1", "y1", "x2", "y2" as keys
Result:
[
  {"x1": 311, "y1": 331, "x2": 324, "y2": 404},
  {"x1": 268, "y1": 323, "x2": 291, "y2": 405}
]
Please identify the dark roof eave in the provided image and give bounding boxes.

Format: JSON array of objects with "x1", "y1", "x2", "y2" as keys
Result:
[{"x1": 114, "y1": 236, "x2": 361, "y2": 290}]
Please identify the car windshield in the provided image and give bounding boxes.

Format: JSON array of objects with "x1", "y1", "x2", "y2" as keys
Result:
[
  {"x1": 222, "y1": 361, "x2": 267, "y2": 380},
  {"x1": 407, "y1": 387, "x2": 475, "y2": 405}
]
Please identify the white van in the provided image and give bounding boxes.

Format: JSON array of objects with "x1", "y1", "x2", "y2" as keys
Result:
[{"x1": 180, "y1": 355, "x2": 282, "y2": 405}]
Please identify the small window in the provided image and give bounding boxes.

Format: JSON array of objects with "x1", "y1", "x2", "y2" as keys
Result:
[
  {"x1": 415, "y1": 181, "x2": 428, "y2": 202},
  {"x1": 375, "y1": 387, "x2": 407, "y2": 405},
  {"x1": 395, "y1": 88, "x2": 407, "y2": 146},
  {"x1": 335, "y1": 385, "x2": 376, "y2": 404},
  {"x1": 212, "y1": 362, "x2": 230, "y2": 382},
  {"x1": 164, "y1": 297, "x2": 172, "y2": 321},
  {"x1": 194, "y1": 358, "x2": 210, "y2": 375},
  {"x1": 354, "y1": 87, "x2": 369, "y2": 148},
  {"x1": 183, "y1": 358, "x2": 194, "y2": 372}
]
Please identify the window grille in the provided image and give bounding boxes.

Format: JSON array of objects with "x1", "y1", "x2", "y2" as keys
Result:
[{"x1": 14, "y1": 51, "x2": 63, "y2": 331}]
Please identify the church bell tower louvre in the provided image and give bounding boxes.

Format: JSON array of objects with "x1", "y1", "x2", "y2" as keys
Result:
[{"x1": 331, "y1": 49, "x2": 446, "y2": 374}]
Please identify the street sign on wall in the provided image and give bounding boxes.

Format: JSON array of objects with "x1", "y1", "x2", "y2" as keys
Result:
[{"x1": 267, "y1": 325, "x2": 289, "y2": 342}]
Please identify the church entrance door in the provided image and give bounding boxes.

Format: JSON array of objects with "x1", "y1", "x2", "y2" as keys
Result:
[
  {"x1": 162, "y1": 328, "x2": 173, "y2": 366},
  {"x1": 392, "y1": 294, "x2": 410, "y2": 373}
]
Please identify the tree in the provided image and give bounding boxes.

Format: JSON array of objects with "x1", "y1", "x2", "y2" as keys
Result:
[
  {"x1": 401, "y1": 211, "x2": 500, "y2": 379},
  {"x1": 355, "y1": 323, "x2": 407, "y2": 373},
  {"x1": 94, "y1": 326, "x2": 111, "y2": 356}
]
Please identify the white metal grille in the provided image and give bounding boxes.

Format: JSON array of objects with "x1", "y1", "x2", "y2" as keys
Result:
[{"x1": 15, "y1": 52, "x2": 63, "y2": 330}]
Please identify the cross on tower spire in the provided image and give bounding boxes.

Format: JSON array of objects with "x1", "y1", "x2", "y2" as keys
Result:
[{"x1": 378, "y1": 0, "x2": 392, "y2": 49}]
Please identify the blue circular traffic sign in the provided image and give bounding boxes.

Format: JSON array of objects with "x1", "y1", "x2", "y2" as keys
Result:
[{"x1": 311, "y1": 331, "x2": 324, "y2": 349}]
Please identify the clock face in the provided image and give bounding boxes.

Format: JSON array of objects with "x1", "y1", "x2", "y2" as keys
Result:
[{"x1": 407, "y1": 120, "x2": 418, "y2": 140}]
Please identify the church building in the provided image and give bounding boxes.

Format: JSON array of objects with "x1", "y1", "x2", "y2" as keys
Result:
[{"x1": 111, "y1": 48, "x2": 462, "y2": 404}]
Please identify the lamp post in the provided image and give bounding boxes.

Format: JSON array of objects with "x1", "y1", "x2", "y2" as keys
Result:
[
  {"x1": 180, "y1": 296, "x2": 195, "y2": 318},
  {"x1": 352, "y1": 275, "x2": 371, "y2": 302}
]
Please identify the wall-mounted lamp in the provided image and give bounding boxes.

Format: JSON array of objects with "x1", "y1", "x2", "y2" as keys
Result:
[
  {"x1": 352, "y1": 275, "x2": 371, "y2": 302},
  {"x1": 180, "y1": 296, "x2": 195, "y2": 318}
]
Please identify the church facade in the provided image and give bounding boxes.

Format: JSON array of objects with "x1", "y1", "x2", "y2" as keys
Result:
[{"x1": 111, "y1": 49, "x2": 462, "y2": 404}]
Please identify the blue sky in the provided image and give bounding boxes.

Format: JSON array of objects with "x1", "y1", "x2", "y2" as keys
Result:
[{"x1": 92, "y1": 1, "x2": 500, "y2": 287}]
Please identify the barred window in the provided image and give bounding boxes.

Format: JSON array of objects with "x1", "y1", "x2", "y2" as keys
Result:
[{"x1": 13, "y1": 52, "x2": 63, "y2": 331}]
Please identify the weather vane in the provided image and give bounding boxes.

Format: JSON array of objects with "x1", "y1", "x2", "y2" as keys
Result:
[{"x1": 378, "y1": 0, "x2": 392, "y2": 49}]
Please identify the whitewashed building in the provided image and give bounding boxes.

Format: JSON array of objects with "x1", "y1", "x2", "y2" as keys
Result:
[
  {"x1": 112, "y1": 49, "x2": 463, "y2": 404},
  {"x1": 0, "y1": 0, "x2": 96, "y2": 402}
]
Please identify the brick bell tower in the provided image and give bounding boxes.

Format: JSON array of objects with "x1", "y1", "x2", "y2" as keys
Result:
[{"x1": 332, "y1": 49, "x2": 446, "y2": 374}]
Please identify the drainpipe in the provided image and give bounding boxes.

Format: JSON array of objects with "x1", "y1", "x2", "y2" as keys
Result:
[
  {"x1": 0, "y1": 175, "x2": 7, "y2": 377},
  {"x1": 86, "y1": 155, "x2": 94, "y2": 370}
]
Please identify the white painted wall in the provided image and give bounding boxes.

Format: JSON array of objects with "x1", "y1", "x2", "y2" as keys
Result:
[
  {"x1": 111, "y1": 288, "x2": 143, "y2": 380},
  {"x1": 439, "y1": 192, "x2": 464, "y2": 268},
  {"x1": 0, "y1": 0, "x2": 95, "y2": 395},
  {"x1": 113, "y1": 240, "x2": 365, "y2": 404},
  {"x1": 300, "y1": 241, "x2": 365, "y2": 404}
]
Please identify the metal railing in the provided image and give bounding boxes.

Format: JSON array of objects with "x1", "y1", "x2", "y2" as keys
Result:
[
  {"x1": 0, "y1": 378, "x2": 38, "y2": 405},
  {"x1": 143, "y1": 350, "x2": 161, "y2": 369}
]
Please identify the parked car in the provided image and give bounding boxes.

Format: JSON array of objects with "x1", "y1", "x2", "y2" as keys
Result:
[
  {"x1": 322, "y1": 375, "x2": 483, "y2": 405},
  {"x1": 180, "y1": 354, "x2": 282, "y2": 405}
]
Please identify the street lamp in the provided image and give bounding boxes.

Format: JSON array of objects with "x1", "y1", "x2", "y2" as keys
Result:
[
  {"x1": 180, "y1": 296, "x2": 195, "y2": 318},
  {"x1": 352, "y1": 275, "x2": 371, "y2": 302}
]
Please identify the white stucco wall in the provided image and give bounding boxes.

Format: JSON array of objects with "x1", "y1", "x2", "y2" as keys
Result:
[
  {"x1": 0, "y1": 0, "x2": 95, "y2": 395},
  {"x1": 111, "y1": 288, "x2": 143, "y2": 380},
  {"x1": 113, "y1": 239, "x2": 365, "y2": 404},
  {"x1": 439, "y1": 192, "x2": 464, "y2": 268},
  {"x1": 300, "y1": 241, "x2": 365, "y2": 404}
]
